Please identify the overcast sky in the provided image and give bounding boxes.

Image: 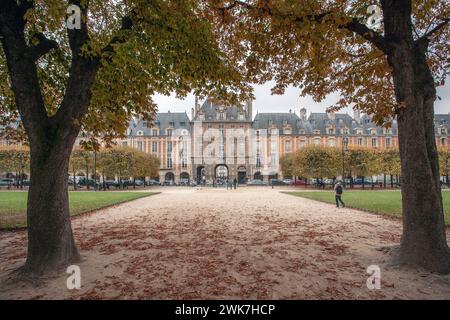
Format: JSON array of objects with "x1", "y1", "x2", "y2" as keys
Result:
[{"x1": 153, "y1": 80, "x2": 450, "y2": 120}]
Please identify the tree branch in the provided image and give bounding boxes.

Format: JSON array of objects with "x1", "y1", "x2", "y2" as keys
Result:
[
  {"x1": 67, "y1": 0, "x2": 90, "y2": 57},
  {"x1": 0, "y1": 0, "x2": 50, "y2": 141},
  {"x1": 217, "y1": 1, "x2": 388, "y2": 54},
  {"x1": 343, "y1": 18, "x2": 388, "y2": 54},
  {"x1": 417, "y1": 18, "x2": 449, "y2": 42},
  {"x1": 27, "y1": 32, "x2": 58, "y2": 61},
  {"x1": 55, "y1": 5, "x2": 135, "y2": 133},
  {"x1": 101, "y1": 15, "x2": 134, "y2": 59},
  {"x1": 54, "y1": 1, "x2": 99, "y2": 132}
]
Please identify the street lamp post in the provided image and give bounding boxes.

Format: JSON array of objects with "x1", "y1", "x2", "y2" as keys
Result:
[
  {"x1": 339, "y1": 118, "x2": 349, "y2": 186},
  {"x1": 446, "y1": 152, "x2": 450, "y2": 188},
  {"x1": 93, "y1": 148, "x2": 97, "y2": 191},
  {"x1": 342, "y1": 135, "x2": 348, "y2": 185}
]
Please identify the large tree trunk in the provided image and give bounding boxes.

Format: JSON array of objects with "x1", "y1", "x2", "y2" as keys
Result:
[
  {"x1": 1, "y1": 0, "x2": 104, "y2": 277},
  {"x1": 382, "y1": 0, "x2": 450, "y2": 273},
  {"x1": 22, "y1": 138, "x2": 80, "y2": 275}
]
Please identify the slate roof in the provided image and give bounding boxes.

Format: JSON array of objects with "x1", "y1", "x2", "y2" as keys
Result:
[
  {"x1": 435, "y1": 114, "x2": 450, "y2": 134},
  {"x1": 253, "y1": 112, "x2": 304, "y2": 132},
  {"x1": 308, "y1": 113, "x2": 354, "y2": 134},
  {"x1": 127, "y1": 109, "x2": 449, "y2": 137},
  {"x1": 129, "y1": 112, "x2": 191, "y2": 136},
  {"x1": 195, "y1": 99, "x2": 250, "y2": 122}
]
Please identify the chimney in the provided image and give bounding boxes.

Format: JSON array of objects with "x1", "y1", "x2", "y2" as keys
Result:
[
  {"x1": 300, "y1": 108, "x2": 307, "y2": 121},
  {"x1": 353, "y1": 109, "x2": 361, "y2": 124},
  {"x1": 194, "y1": 96, "x2": 200, "y2": 114},
  {"x1": 246, "y1": 98, "x2": 253, "y2": 120},
  {"x1": 191, "y1": 107, "x2": 195, "y2": 120}
]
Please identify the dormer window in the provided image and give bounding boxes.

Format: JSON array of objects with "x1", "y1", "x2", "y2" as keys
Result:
[
  {"x1": 328, "y1": 128, "x2": 334, "y2": 135},
  {"x1": 284, "y1": 128, "x2": 292, "y2": 135},
  {"x1": 441, "y1": 128, "x2": 447, "y2": 135},
  {"x1": 314, "y1": 130, "x2": 320, "y2": 135},
  {"x1": 357, "y1": 129, "x2": 363, "y2": 135},
  {"x1": 137, "y1": 130, "x2": 143, "y2": 136},
  {"x1": 180, "y1": 122, "x2": 186, "y2": 127},
  {"x1": 169, "y1": 121, "x2": 175, "y2": 127},
  {"x1": 299, "y1": 129, "x2": 306, "y2": 135}
]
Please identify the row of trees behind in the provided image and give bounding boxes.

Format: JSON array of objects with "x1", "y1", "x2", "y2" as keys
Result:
[
  {"x1": 280, "y1": 146, "x2": 450, "y2": 188},
  {"x1": 69, "y1": 146, "x2": 160, "y2": 189},
  {"x1": 0, "y1": 146, "x2": 160, "y2": 189},
  {"x1": 0, "y1": 146, "x2": 30, "y2": 188}
]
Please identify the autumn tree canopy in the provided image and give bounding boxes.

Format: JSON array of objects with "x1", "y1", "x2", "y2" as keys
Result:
[
  {"x1": 0, "y1": 0, "x2": 250, "y2": 145},
  {"x1": 206, "y1": 0, "x2": 448, "y2": 124}
]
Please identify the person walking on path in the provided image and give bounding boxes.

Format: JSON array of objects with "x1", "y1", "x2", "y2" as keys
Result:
[
  {"x1": 226, "y1": 178, "x2": 229, "y2": 190},
  {"x1": 334, "y1": 182, "x2": 345, "y2": 208},
  {"x1": 233, "y1": 178, "x2": 237, "y2": 190}
]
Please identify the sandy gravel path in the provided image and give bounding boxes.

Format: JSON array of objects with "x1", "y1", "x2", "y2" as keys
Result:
[{"x1": 1, "y1": 187, "x2": 449, "y2": 299}]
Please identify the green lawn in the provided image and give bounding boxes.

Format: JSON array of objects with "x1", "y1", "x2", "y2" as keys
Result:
[
  {"x1": 0, "y1": 191, "x2": 156, "y2": 229},
  {"x1": 285, "y1": 190, "x2": 450, "y2": 226}
]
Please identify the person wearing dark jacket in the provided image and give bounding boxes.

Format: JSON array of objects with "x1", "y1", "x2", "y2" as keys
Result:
[
  {"x1": 334, "y1": 182, "x2": 345, "y2": 208},
  {"x1": 233, "y1": 178, "x2": 237, "y2": 190}
]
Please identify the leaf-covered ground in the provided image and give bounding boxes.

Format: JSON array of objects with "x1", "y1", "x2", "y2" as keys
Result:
[{"x1": 1, "y1": 188, "x2": 449, "y2": 299}]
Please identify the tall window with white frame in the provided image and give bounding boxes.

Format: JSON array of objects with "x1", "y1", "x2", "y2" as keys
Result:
[
  {"x1": 357, "y1": 137, "x2": 363, "y2": 146},
  {"x1": 386, "y1": 137, "x2": 391, "y2": 149},
  {"x1": 285, "y1": 140, "x2": 291, "y2": 153},
  {"x1": 167, "y1": 141, "x2": 173, "y2": 169},
  {"x1": 182, "y1": 140, "x2": 188, "y2": 169},
  {"x1": 256, "y1": 140, "x2": 261, "y2": 168},
  {"x1": 270, "y1": 139, "x2": 277, "y2": 168}
]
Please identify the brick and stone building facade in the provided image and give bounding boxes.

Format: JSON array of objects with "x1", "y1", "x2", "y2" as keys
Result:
[
  {"x1": 119, "y1": 98, "x2": 449, "y2": 184},
  {"x1": 1, "y1": 99, "x2": 448, "y2": 183}
]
